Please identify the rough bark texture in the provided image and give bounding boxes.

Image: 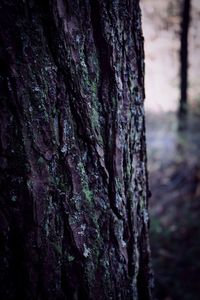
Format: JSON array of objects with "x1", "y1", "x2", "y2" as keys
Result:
[
  {"x1": 0, "y1": 1, "x2": 153, "y2": 299},
  {"x1": 179, "y1": 0, "x2": 191, "y2": 116}
]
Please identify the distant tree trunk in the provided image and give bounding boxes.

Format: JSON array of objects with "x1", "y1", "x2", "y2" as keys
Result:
[
  {"x1": 179, "y1": 0, "x2": 191, "y2": 117},
  {"x1": 0, "y1": 1, "x2": 153, "y2": 299}
]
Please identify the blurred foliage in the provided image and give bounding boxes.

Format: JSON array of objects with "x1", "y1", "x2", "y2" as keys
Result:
[{"x1": 147, "y1": 111, "x2": 200, "y2": 300}]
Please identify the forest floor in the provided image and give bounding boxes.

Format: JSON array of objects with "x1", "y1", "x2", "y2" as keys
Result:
[{"x1": 146, "y1": 110, "x2": 200, "y2": 300}]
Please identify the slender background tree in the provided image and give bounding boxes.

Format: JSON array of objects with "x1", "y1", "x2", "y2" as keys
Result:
[
  {"x1": 179, "y1": 0, "x2": 191, "y2": 117},
  {"x1": 0, "y1": 1, "x2": 153, "y2": 299}
]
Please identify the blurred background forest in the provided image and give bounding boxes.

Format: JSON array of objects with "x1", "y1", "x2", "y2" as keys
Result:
[{"x1": 141, "y1": 0, "x2": 200, "y2": 299}]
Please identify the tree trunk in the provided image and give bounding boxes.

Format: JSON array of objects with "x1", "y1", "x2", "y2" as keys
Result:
[
  {"x1": 179, "y1": 0, "x2": 191, "y2": 116},
  {"x1": 0, "y1": 1, "x2": 153, "y2": 299}
]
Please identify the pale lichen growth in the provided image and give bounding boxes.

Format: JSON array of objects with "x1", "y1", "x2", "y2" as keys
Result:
[
  {"x1": 83, "y1": 243, "x2": 90, "y2": 258},
  {"x1": 77, "y1": 224, "x2": 86, "y2": 236}
]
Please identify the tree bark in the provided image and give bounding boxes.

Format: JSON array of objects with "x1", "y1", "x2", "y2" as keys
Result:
[
  {"x1": 179, "y1": 0, "x2": 191, "y2": 116},
  {"x1": 0, "y1": 1, "x2": 153, "y2": 299}
]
